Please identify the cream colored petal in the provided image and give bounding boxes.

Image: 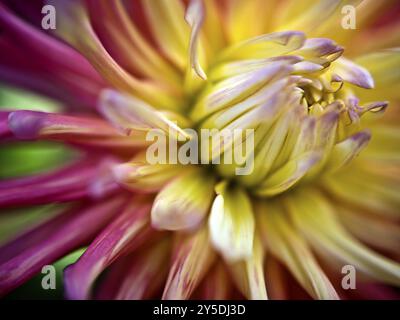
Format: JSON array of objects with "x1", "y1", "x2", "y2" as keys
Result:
[
  {"x1": 324, "y1": 130, "x2": 371, "y2": 173},
  {"x1": 185, "y1": 0, "x2": 207, "y2": 80},
  {"x1": 99, "y1": 89, "x2": 190, "y2": 140},
  {"x1": 332, "y1": 57, "x2": 374, "y2": 89},
  {"x1": 151, "y1": 168, "x2": 215, "y2": 231},
  {"x1": 255, "y1": 151, "x2": 322, "y2": 197},
  {"x1": 209, "y1": 182, "x2": 255, "y2": 262},
  {"x1": 112, "y1": 152, "x2": 184, "y2": 193},
  {"x1": 191, "y1": 63, "x2": 292, "y2": 122}
]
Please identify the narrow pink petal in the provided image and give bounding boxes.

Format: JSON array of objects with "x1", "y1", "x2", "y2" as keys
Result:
[
  {"x1": 162, "y1": 226, "x2": 216, "y2": 300},
  {"x1": 0, "y1": 157, "x2": 118, "y2": 208},
  {"x1": 0, "y1": 4, "x2": 105, "y2": 110},
  {"x1": 8, "y1": 110, "x2": 119, "y2": 140},
  {"x1": 113, "y1": 240, "x2": 171, "y2": 300},
  {"x1": 0, "y1": 3, "x2": 103, "y2": 84},
  {"x1": 64, "y1": 197, "x2": 156, "y2": 300},
  {"x1": 0, "y1": 196, "x2": 127, "y2": 297}
]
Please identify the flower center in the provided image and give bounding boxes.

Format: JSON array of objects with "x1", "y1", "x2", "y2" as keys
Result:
[
  {"x1": 105, "y1": 33, "x2": 387, "y2": 199},
  {"x1": 179, "y1": 35, "x2": 387, "y2": 197}
]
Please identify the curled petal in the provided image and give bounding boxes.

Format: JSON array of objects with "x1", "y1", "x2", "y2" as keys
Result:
[
  {"x1": 142, "y1": 0, "x2": 189, "y2": 69},
  {"x1": 209, "y1": 56, "x2": 303, "y2": 82},
  {"x1": 354, "y1": 49, "x2": 400, "y2": 100},
  {"x1": 332, "y1": 57, "x2": 374, "y2": 89},
  {"x1": 325, "y1": 130, "x2": 371, "y2": 173},
  {"x1": 185, "y1": 0, "x2": 207, "y2": 80},
  {"x1": 295, "y1": 38, "x2": 343, "y2": 65},
  {"x1": 219, "y1": 31, "x2": 306, "y2": 61},
  {"x1": 48, "y1": 0, "x2": 177, "y2": 109}
]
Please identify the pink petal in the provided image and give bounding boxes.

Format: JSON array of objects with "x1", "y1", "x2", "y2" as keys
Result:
[
  {"x1": 0, "y1": 111, "x2": 12, "y2": 139},
  {"x1": 0, "y1": 196, "x2": 127, "y2": 296},
  {"x1": 0, "y1": 157, "x2": 117, "y2": 208},
  {"x1": 64, "y1": 197, "x2": 156, "y2": 300}
]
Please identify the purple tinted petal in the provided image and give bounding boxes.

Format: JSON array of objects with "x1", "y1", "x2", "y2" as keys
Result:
[
  {"x1": 0, "y1": 195, "x2": 127, "y2": 296},
  {"x1": 64, "y1": 197, "x2": 157, "y2": 300},
  {"x1": 0, "y1": 157, "x2": 95, "y2": 190},
  {"x1": 0, "y1": 157, "x2": 119, "y2": 208},
  {"x1": 8, "y1": 110, "x2": 120, "y2": 140},
  {"x1": 333, "y1": 58, "x2": 374, "y2": 89},
  {"x1": 7, "y1": 110, "x2": 145, "y2": 150}
]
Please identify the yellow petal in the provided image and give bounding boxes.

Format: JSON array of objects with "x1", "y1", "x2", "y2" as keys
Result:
[
  {"x1": 229, "y1": 234, "x2": 268, "y2": 299},
  {"x1": 288, "y1": 189, "x2": 400, "y2": 286},
  {"x1": 257, "y1": 201, "x2": 339, "y2": 300},
  {"x1": 151, "y1": 168, "x2": 215, "y2": 230}
]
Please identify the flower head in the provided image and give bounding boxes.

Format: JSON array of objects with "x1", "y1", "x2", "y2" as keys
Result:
[{"x1": 0, "y1": 0, "x2": 400, "y2": 300}]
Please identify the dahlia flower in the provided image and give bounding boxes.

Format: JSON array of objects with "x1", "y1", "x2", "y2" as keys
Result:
[{"x1": 0, "y1": 0, "x2": 399, "y2": 300}]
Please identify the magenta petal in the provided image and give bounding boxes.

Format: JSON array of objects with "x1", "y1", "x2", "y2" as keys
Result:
[
  {"x1": 0, "y1": 157, "x2": 116, "y2": 208},
  {"x1": 0, "y1": 111, "x2": 12, "y2": 139},
  {"x1": 0, "y1": 3, "x2": 103, "y2": 84},
  {"x1": 8, "y1": 110, "x2": 120, "y2": 140},
  {"x1": 0, "y1": 196, "x2": 127, "y2": 297},
  {"x1": 0, "y1": 4, "x2": 105, "y2": 110},
  {"x1": 7, "y1": 110, "x2": 142, "y2": 150},
  {"x1": 64, "y1": 197, "x2": 156, "y2": 300}
]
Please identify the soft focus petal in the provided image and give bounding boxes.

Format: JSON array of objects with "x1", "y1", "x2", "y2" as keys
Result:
[
  {"x1": 0, "y1": 196, "x2": 126, "y2": 296},
  {"x1": 151, "y1": 168, "x2": 215, "y2": 230},
  {"x1": 64, "y1": 197, "x2": 155, "y2": 300},
  {"x1": 257, "y1": 201, "x2": 339, "y2": 300},
  {"x1": 162, "y1": 226, "x2": 216, "y2": 300}
]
